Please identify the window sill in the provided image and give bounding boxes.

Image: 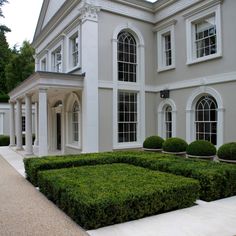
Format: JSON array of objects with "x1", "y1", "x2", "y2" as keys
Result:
[
  {"x1": 187, "y1": 53, "x2": 222, "y2": 65},
  {"x1": 66, "y1": 144, "x2": 81, "y2": 150},
  {"x1": 66, "y1": 65, "x2": 81, "y2": 74},
  {"x1": 157, "y1": 65, "x2": 175, "y2": 73},
  {"x1": 113, "y1": 143, "x2": 142, "y2": 150}
]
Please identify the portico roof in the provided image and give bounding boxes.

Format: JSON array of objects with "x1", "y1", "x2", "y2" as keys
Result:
[{"x1": 9, "y1": 71, "x2": 85, "y2": 101}]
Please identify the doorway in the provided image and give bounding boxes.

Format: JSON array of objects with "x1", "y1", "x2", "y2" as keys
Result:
[{"x1": 56, "y1": 113, "x2": 61, "y2": 150}]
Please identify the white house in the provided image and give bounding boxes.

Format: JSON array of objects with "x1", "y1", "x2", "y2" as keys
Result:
[{"x1": 8, "y1": 0, "x2": 236, "y2": 156}]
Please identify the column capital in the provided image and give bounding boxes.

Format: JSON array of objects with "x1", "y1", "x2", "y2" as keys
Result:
[
  {"x1": 39, "y1": 88, "x2": 47, "y2": 93},
  {"x1": 79, "y1": 2, "x2": 101, "y2": 22}
]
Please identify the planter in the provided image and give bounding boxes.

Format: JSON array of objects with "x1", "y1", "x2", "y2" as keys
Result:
[
  {"x1": 162, "y1": 151, "x2": 186, "y2": 156},
  {"x1": 218, "y1": 158, "x2": 236, "y2": 164},
  {"x1": 186, "y1": 154, "x2": 215, "y2": 160},
  {"x1": 143, "y1": 148, "x2": 162, "y2": 152}
]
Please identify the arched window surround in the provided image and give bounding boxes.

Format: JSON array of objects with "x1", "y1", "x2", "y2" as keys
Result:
[
  {"x1": 158, "y1": 99, "x2": 177, "y2": 139},
  {"x1": 66, "y1": 92, "x2": 82, "y2": 149},
  {"x1": 112, "y1": 23, "x2": 145, "y2": 149},
  {"x1": 186, "y1": 86, "x2": 224, "y2": 147}
]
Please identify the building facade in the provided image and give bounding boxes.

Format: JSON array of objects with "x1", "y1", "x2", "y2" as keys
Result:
[{"x1": 8, "y1": 0, "x2": 236, "y2": 156}]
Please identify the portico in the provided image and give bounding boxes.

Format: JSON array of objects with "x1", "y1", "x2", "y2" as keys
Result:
[{"x1": 9, "y1": 71, "x2": 84, "y2": 157}]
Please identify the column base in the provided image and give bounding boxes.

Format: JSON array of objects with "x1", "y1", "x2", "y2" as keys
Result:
[{"x1": 15, "y1": 147, "x2": 24, "y2": 151}]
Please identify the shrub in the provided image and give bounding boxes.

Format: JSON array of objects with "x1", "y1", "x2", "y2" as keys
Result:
[
  {"x1": 24, "y1": 151, "x2": 236, "y2": 202},
  {"x1": 0, "y1": 135, "x2": 10, "y2": 146},
  {"x1": 143, "y1": 136, "x2": 164, "y2": 149},
  {"x1": 218, "y1": 142, "x2": 236, "y2": 160},
  {"x1": 38, "y1": 164, "x2": 199, "y2": 229},
  {"x1": 186, "y1": 140, "x2": 216, "y2": 156},
  {"x1": 162, "y1": 137, "x2": 188, "y2": 153}
]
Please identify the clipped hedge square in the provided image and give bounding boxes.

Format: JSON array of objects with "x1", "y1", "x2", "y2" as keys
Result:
[{"x1": 38, "y1": 163, "x2": 199, "y2": 230}]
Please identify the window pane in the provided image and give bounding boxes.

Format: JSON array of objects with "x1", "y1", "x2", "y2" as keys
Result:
[
  {"x1": 195, "y1": 95, "x2": 217, "y2": 145},
  {"x1": 118, "y1": 92, "x2": 137, "y2": 143},
  {"x1": 117, "y1": 31, "x2": 137, "y2": 82}
]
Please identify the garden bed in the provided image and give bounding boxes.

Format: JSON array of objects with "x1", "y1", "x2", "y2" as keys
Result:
[
  {"x1": 24, "y1": 151, "x2": 236, "y2": 201},
  {"x1": 38, "y1": 163, "x2": 199, "y2": 230}
]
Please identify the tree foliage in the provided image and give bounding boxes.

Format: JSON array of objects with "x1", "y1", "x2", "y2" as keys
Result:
[
  {"x1": 5, "y1": 41, "x2": 35, "y2": 92},
  {"x1": 0, "y1": 0, "x2": 8, "y2": 18},
  {"x1": 0, "y1": 28, "x2": 11, "y2": 93}
]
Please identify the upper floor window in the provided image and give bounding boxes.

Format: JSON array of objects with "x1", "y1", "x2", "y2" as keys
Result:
[
  {"x1": 186, "y1": 4, "x2": 222, "y2": 64},
  {"x1": 41, "y1": 58, "x2": 47, "y2": 71},
  {"x1": 70, "y1": 34, "x2": 79, "y2": 68},
  {"x1": 52, "y1": 46, "x2": 62, "y2": 72},
  {"x1": 117, "y1": 31, "x2": 137, "y2": 82},
  {"x1": 195, "y1": 16, "x2": 216, "y2": 58},
  {"x1": 157, "y1": 24, "x2": 175, "y2": 72}
]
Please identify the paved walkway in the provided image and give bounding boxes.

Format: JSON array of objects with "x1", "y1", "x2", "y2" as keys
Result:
[
  {"x1": 0, "y1": 148, "x2": 88, "y2": 236},
  {"x1": 1, "y1": 147, "x2": 236, "y2": 236}
]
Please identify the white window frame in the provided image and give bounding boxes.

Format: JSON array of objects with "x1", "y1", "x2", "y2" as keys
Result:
[
  {"x1": 157, "y1": 24, "x2": 175, "y2": 72},
  {"x1": 40, "y1": 57, "x2": 47, "y2": 71},
  {"x1": 186, "y1": 4, "x2": 222, "y2": 65},
  {"x1": 66, "y1": 93, "x2": 81, "y2": 149},
  {"x1": 51, "y1": 43, "x2": 63, "y2": 73},
  {"x1": 186, "y1": 86, "x2": 224, "y2": 148},
  {"x1": 158, "y1": 99, "x2": 177, "y2": 139},
  {"x1": 112, "y1": 25, "x2": 146, "y2": 150},
  {"x1": 67, "y1": 27, "x2": 81, "y2": 72}
]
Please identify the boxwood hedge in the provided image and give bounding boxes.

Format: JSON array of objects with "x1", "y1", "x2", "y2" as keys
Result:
[
  {"x1": 38, "y1": 164, "x2": 199, "y2": 229},
  {"x1": 24, "y1": 151, "x2": 236, "y2": 201}
]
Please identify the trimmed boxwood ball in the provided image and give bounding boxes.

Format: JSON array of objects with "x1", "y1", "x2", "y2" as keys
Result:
[
  {"x1": 186, "y1": 140, "x2": 216, "y2": 156},
  {"x1": 0, "y1": 135, "x2": 10, "y2": 146},
  {"x1": 218, "y1": 142, "x2": 236, "y2": 160},
  {"x1": 143, "y1": 136, "x2": 164, "y2": 149},
  {"x1": 163, "y1": 137, "x2": 188, "y2": 153}
]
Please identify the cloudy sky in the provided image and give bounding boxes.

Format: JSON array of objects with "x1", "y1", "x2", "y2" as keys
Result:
[{"x1": 1, "y1": 0, "x2": 156, "y2": 48}]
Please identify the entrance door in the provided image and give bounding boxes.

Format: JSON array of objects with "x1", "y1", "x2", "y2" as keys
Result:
[{"x1": 56, "y1": 113, "x2": 61, "y2": 150}]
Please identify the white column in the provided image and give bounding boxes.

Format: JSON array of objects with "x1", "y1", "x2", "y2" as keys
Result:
[
  {"x1": 9, "y1": 101, "x2": 16, "y2": 146},
  {"x1": 16, "y1": 99, "x2": 23, "y2": 150},
  {"x1": 81, "y1": 4, "x2": 100, "y2": 153},
  {"x1": 34, "y1": 102, "x2": 39, "y2": 146},
  {"x1": 25, "y1": 94, "x2": 33, "y2": 155},
  {"x1": 38, "y1": 88, "x2": 48, "y2": 156}
]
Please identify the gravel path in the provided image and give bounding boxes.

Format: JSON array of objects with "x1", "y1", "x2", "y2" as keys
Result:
[{"x1": 0, "y1": 155, "x2": 89, "y2": 236}]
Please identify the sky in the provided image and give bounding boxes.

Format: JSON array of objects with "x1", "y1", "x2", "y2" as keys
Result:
[
  {"x1": 1, "y1": 0, "x2": 44, "y2": 48},
  {"x1": 1, "y1": 0, "x2": 156, "y2": 49}
]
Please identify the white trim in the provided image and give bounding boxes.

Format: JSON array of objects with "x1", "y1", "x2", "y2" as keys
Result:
[
  {"x1": 65, "y1": 92, "x2": 82, "y2": 149},
  {"x1": 112, "y1": 23, "x2": 145, "y2": 149},
  {"x1": 144, "y1": 71, "x2": 236, "y2": 93},
  {"x1": 157, "y1": 23, "x2": 176, "y2": 72},
  {"x1": 186, "y1": 4, "x2": 222, "y2": 65},
  {"x1": 66, "y1": 26, "x2": 81, "y2": 72},
  {"x1": 0, "y1": 113, "x2": 4, "y2": 135},
  {"x1": 50, "y1": 41, "x2": 63, "y2": 72},
  {"x1": 186, "y1": 86, "x2": 224, "y2": 148},
  {"x1": 157, "y1": 99, "x2": 177, "y2": 139}
]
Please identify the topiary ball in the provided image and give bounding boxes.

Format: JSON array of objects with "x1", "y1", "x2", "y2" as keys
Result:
[
  {"x1": 186, "y1": 140, "x2": 216, "y2": 156},
  {"x1": 0, "y1": 135, "x2": 10, "y2": 146},
  {"x1": 143, "y1": 136, "x2": 164, "y2": 149},
  {"x1": 217, "y1": 142, "x2": 236, "y2": 160},
  {"x1": 162, "y1": 137, "x2": 188, "y2": 153}
]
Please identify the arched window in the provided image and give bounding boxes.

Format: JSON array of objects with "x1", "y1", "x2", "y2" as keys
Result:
[
  {"x1": 117, "y1": 31, "x2": 137, "y2": 82},
  {"x1": 195, "y1": 95, "x2": 217, "y2": 145},
  {"x1": 72, "y1": 101, "x2": 79, "y2": 142},
  {"x1": 165, "y1": 105, "x2": 172, "y2": 139}
]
